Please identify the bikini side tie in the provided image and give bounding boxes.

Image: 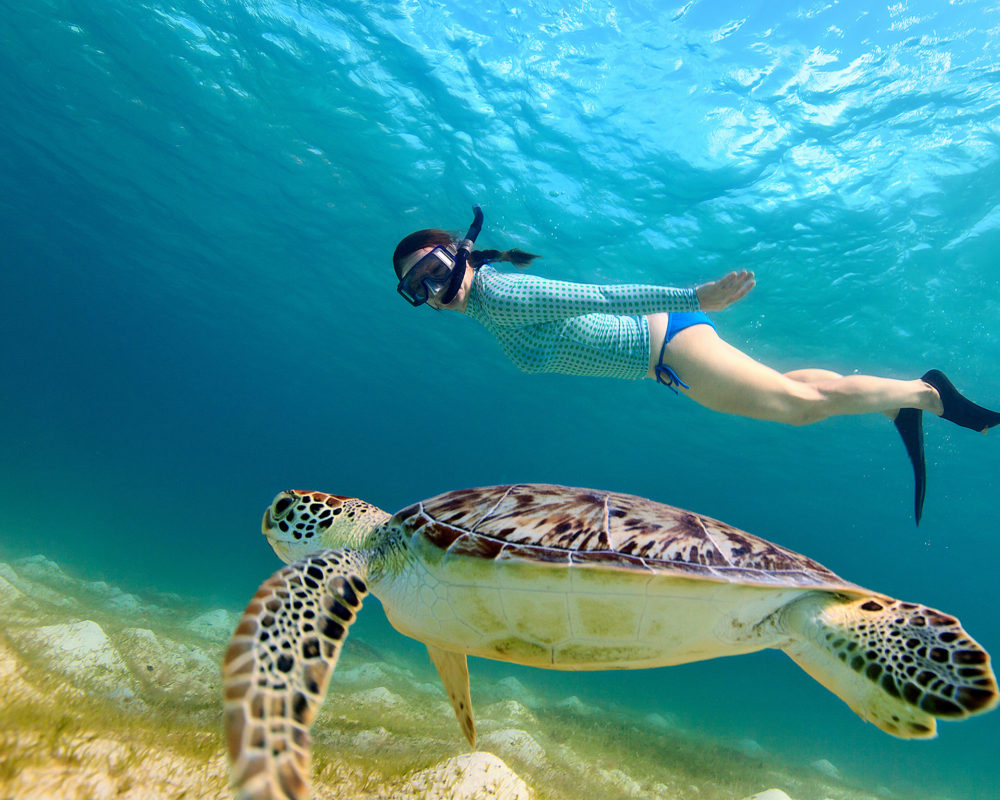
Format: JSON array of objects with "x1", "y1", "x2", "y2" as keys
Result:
[{"x1": 654, "y1": 336, "x2": 690, "y2": 394}]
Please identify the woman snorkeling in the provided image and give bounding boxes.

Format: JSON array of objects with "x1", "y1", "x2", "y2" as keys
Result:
[{"x1": 393, "y1": 207, "x2": 1000, "y2": 523}]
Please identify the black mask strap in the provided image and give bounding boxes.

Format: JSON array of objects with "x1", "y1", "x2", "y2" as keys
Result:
[{"x1": 440, "y1": 205, "x2": 484, "y2": 305}]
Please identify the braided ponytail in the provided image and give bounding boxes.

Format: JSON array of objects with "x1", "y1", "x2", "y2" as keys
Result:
[
  {"x1": 471, "y1": 248, "x2": 541, "y2": 269},
  {"x1": 394, "y1": 228, "x2": 542, "y2": 276}
]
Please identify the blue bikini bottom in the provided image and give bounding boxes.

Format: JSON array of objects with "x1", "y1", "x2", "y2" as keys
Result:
[{"x1": 654, "y1": 311, "x2": 716, "y2": 393}]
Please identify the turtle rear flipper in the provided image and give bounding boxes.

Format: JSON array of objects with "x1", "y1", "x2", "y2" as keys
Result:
[
  {"x1": 223, "y1": 550, "x2": 369, "y2": 800},
  {"x1": 426, "y1": 644, "x2": 476, "y2": 746},
  {"x1": 780, "y1": 593, "x2": 998, "y2": 738}
]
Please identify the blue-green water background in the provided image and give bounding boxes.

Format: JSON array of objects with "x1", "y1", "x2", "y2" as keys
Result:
[{"x1": 2, "y1": 0, "x2": 999, "y2": 797}]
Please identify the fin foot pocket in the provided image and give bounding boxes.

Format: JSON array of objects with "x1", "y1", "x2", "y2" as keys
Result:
[{"x1": 923, "y1": 369, "x2": 1000, "y2": 433}]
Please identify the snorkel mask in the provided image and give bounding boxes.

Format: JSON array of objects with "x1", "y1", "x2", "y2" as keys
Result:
[{"x1": 397, "y1": 205, "x2": 484, "y2": 307}]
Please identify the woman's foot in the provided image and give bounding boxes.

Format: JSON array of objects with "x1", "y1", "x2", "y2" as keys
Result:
[
  {"x1": 923, "y1": 369, "x2": 1000, "y2": 433},
  {"x1": 893, "y1": 408, "x2": 926, "y2": 525}
]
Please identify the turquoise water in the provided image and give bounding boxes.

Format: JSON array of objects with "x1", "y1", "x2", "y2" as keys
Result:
[{"x1": 2, "y1": 0, "x2": 999, "y2": 797}]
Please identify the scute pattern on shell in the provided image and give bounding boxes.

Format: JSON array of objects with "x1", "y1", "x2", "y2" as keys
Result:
[{"x1": 395, "y1": 484, "x2": 860, "y2": 589}]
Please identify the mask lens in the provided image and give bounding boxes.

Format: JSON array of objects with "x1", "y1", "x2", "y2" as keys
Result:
[{"x1": 397, "y1": 246, "x2": 455, "y2": 306}]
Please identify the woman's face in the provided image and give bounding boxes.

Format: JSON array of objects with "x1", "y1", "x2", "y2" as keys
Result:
[
  {"x1": 398, "y1": 246, "x2": 460, "y2": 309},
  {"x1": 397, "y1": 247, "x2": 434, "y2": 277}
]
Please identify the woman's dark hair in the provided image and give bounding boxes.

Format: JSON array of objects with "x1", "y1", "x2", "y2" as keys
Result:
[{"x1": 392, "y1": 228, "x2": 540, "y2": 279}]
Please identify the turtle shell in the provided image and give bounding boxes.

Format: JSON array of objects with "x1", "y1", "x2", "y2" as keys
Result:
[{"x1": 393, "y1": 483, "x2": 862, "y2": 590}]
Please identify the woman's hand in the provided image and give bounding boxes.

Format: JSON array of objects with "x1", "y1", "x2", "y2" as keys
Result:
[{"x1": 695, "y1": 270, "x2": 755, "y2": 311}]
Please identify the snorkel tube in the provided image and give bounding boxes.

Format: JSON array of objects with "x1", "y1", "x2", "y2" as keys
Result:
[{"x1": 440, "y1": 204, "x2": 484, "y2": 306}]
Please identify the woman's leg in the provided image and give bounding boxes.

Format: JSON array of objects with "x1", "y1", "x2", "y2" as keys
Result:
[
  {"x1": 655, "y1": 325, "x2": 942, "y2": 425},
  {"x1": 784, "y1": 369, "x2": 895, "y2": 419},
  {"x1": 784, "y1": 368, "x2": 843, "y2": 384}
]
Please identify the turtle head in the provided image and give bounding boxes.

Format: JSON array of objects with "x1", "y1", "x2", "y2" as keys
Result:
[{"x1": 262, "y1": 490, "x2": 390, "y2": 564}]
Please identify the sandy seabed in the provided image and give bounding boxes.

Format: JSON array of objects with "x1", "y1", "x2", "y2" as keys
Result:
[{"x1": 0, "y1": 553, "x2": 886, "y2": 800}]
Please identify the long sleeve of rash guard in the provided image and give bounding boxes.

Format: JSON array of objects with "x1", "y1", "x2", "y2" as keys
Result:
[{"x1": 471, "y1": 266, "x2": 700, "y2": 326}]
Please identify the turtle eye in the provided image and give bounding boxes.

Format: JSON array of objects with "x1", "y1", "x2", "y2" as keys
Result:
[{"x1": 273, "y1": 494, "x2": 295, "y2": 518}]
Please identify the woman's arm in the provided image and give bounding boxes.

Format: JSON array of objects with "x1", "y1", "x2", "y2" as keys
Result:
[
  {"x1": 695, "y1": 270, "x2": 755, "y2": 311},
  {"x1": 474, "y1": 267, "x2": 703, "y2": 326}
]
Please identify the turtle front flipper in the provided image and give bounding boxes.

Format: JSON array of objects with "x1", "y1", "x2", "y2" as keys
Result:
[
  {"x1": 780, "y1": 592, "x2": 998, "y2": 738},
  {"x1": 426, "y1": 644, "x2": 476, "y2": 746},
  {"x1": 223, "y1": 549, "x2": 368, "y2": 800}
]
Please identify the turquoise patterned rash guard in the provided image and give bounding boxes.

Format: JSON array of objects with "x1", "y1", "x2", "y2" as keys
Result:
[{"x1": 462, "y1": 265, "x2": 701, "y2": 380}]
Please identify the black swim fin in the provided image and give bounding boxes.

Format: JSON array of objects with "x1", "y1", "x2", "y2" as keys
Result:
[
  {"x1": 894, "y1": 407, "x2": 926, "y2": 525},
  {"x1": 922, "y1": 369, "x2": 1000, "y2": 433}
]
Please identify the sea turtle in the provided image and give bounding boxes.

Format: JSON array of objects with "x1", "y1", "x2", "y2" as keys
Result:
[{"x1": 223, "y1": 484, "x2": 997, "y2": 800}]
